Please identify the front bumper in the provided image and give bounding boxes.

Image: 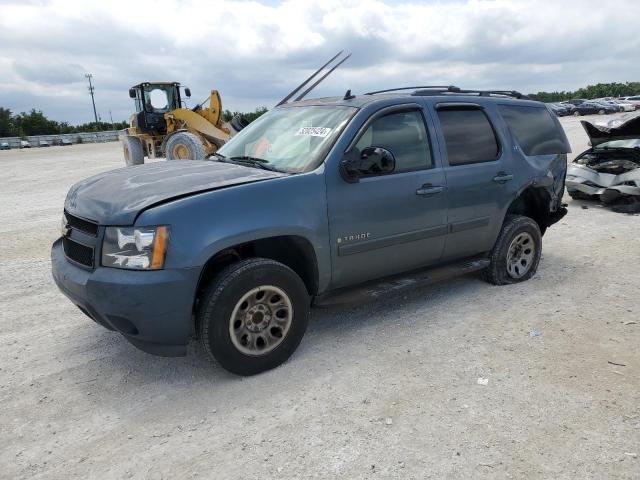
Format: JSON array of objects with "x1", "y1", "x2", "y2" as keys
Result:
[
  {"x1": 566, "y1": 164, "x2": 640, "y2": 199},
  {"x1": 51, "y1": 238, "x2": 200, "y2": 357}
]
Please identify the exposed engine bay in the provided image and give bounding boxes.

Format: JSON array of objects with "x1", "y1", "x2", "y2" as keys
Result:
[{"x1": 566, "y1": 114, "x2": 640, "y2": 213}]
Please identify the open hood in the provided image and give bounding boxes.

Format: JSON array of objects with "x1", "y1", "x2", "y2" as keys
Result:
[
  {"x1": 64, "y1": 160, "x2": 286, "y2": 225},
  {"x1": 581, "y1": 113, "x2": 640, "y2": 147}
]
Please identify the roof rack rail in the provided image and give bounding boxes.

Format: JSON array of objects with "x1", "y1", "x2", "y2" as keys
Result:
[
  {"x1": 446, "y1": 88, "x2": 527, "y2": 99},
  {"x1": 365, "y1": 86, "x2": 458, "y2": 95},
  {"x1": 366, "y1": 85, "x2": 528, "y2": 99}
]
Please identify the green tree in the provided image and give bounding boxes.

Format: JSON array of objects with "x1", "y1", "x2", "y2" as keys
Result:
[
  {"x1": 529, "y1": 81, "x2": 640, "y2": 102},
  {"x1": 0, "y1": 107, "x2": 16, "y2": 137},
  {"x1": 222, "y1": 106, "x2": 268, "y2": 123}
]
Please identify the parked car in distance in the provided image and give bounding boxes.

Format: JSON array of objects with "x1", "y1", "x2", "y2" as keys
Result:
[
  {"x1": 52, "y1": 87, "x2": 571, "y2": 375},
  {"x1": 0, "y1": 142, "x2": 10, "y2": 150},
  {"x1": 611, "y1": 100, "x2": 635, "y2": 112},
  {"x1": 39, "y1": 140, "x2": 51, "y2": 147},
  {"x1": 622, "y1": 96, "x2": 640, "y2": 110},
  {"x1": 591, "y1": 101, "x2": 619, "y2": 114},
  {"x1": 20, "y1": 140, "x2": 31, "y2": 148},
  {"x1": 598, "y1": 97, "x2": 636, "y2": 112},
  {"x1": 563, "y1": 101, "x2": 603, "y2": 116},
  {"x1": 61, "y1": 138, "x2": 73, "y2": 146},
  {"x1": 564, "y1": 99, "x2": 589, "y2": 106},
  {"x1": 547, "y1": 103, "x2": 571, "y2": 116}
]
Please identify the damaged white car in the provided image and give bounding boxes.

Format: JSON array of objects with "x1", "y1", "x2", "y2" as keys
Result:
[{"x1": 566, "y1": 114, "x2": 640, "y2": 212}]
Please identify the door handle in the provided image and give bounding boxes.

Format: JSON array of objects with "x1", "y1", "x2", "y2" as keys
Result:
[
  {"x1": 416, "y1": 184, "x2": 444, "y2": 196},
  {"x1": 493, "y1": 172, "x2": 514, "y2": 183}
]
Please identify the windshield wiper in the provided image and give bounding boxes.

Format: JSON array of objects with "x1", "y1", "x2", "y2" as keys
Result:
[{"x1": 227, "y1": 156, "x2": 281, "y2": 172}]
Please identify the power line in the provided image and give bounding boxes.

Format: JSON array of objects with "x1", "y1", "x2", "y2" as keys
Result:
[{"x1": 85, "y1": 73, "x2": 98, "y2": 123}]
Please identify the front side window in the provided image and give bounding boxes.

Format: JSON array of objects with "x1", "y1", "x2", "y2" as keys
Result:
[
  {"x1": 354, "y1": 110, "x2": 432, "y2": 172},
  {"x1": 437, "y1": 108, "x2": 500, "y2": 166},
  {"x1": 217, "y1": 106, "x2": 355, "y2": 173}
]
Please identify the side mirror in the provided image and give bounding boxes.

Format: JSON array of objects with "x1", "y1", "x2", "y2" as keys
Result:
[
  {"x1": 339, "y1": 146, "x2": 396, "y2": 183},
  {"x1": 360, "y1": 146, "x2": 395, "y2": 175},
  {"x1": 128, "y1": 88, "x2": 137, "y2": 99},
  {"x1": 184, "y1": 87, "x2": 191, "y2": 98}
]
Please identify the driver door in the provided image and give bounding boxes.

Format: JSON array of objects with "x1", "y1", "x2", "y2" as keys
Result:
[{"x1": 327, "y1": 105, "x2": 448, "y2": 289}]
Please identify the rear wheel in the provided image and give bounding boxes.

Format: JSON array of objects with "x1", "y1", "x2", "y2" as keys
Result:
[
  {"x1": 198, "y1": 258, "x2": 310, "y2": 375},
  {"x1": 573, "y1": 111, "x2": 580, "y2": 116},
  {"x1": 165, "y1": 132, "x2": 206, "y2": 160},
  {"x1": 598, "y1": 109, "x2": 605, "y2": 115},
  {"x1": 122, "y1": 136, "x2": 144, "y2": 166},
  {"x1": 483, "y1": 215, "x2": 542, "y2": 285}
]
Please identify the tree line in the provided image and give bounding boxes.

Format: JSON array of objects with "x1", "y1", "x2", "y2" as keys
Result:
[
  {"x1": 0, "y1": 106, "x2": 270, "y2": 138},
  {"x1": 222, "y1": 106, "x2": 268, "y2": 123},
  {"x1": 528, "y1": 82, "x2": 640, "y2": 103},
  {"x1": 0, "y1": 108, "x2": 129, "y2": 138}
]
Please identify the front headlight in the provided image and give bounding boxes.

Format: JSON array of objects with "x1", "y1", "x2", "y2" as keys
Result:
[{"x1": 102, "y1": 226, "x2": 169, "y2": 270}]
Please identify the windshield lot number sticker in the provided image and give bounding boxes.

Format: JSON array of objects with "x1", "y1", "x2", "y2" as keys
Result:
[{"x1": 296, "y1": 127, "x2": 332, "y2": 137}]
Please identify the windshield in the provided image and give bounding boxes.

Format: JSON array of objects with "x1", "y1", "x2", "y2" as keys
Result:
[
  {"x1": 143, "y1": 86, "x2": 177, "y2": 113},
  {"x1": 596, "y1": 139, "x2": 640, "y2": 149},
  {"x1": 217, "y1": 105, "x2": 356, "y2": 173}
]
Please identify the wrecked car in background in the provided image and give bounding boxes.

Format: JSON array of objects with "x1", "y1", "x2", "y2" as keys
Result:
[{"x1": 566, "y1": 113, "x2": 640, "y2": 212}]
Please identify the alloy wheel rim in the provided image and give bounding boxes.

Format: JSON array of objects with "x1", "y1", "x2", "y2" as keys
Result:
[
  {"x1": 229, "y1": 285, "x2": 293, "y2": 356},
  {"x1": 506, "y1": 232, "x2": 535, "y2": 279}
]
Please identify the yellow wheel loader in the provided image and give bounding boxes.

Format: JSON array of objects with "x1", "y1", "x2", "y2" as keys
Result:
[{"x1": 122, "y1": 82, "x2": 247, "y2": 166}]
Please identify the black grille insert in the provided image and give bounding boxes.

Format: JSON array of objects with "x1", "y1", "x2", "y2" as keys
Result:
[
  {"x1": 65, "y1": 211, "x2": 98, "y2": 236},
  {"x1": 63, "y1": 237, "x2": 94, "y2": 268}
]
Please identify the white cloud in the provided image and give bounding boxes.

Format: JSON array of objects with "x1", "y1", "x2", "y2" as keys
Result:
[{"x1": 0, "y1": 0, "x2": 639, "y2": 123}]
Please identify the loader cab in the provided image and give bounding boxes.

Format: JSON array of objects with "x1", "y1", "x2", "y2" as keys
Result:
[{"x1": 129, "y1": 82, "x2": 190, "y2": 135}]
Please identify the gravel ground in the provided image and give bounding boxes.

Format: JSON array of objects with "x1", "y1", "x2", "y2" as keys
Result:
[{"x1": 1, "y1": 115, "x2": 639, "y2": 479}]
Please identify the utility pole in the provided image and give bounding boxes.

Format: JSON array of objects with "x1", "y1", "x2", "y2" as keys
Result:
[
  {"x1": 109, "y1": 110, "x2": 114, "y2": 129},
  {"x1": 85, "y1": 73, "x2": 98, "y2": 123}
]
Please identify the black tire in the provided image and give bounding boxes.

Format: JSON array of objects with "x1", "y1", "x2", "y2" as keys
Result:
[
  {"x1": 165, "y1": 132, "x2": 206, "y2": 160},
  {"x1": 567, "y1": 189, "x2": 594, "y2": 201},
  {"x1": 198, "y1": 258, "x2": 310, "y2": 376},
  {"x1": 122, "y1": 136, "x2": 144, "y2": 166},
  {"x1": 483, "y1": 215, "x2": 542, "y2": 286}
]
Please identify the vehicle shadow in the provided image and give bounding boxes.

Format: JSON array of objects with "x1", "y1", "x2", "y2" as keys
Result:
[{"x1": 67, "y1": 270, "x2": 489, "y2": 390}]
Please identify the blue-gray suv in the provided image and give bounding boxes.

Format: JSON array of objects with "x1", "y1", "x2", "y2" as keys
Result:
[{"x1": 52, "y1": 86, "x2": 570, "y2": 375}]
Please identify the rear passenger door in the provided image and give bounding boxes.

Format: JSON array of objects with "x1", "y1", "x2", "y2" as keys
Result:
[{"x1": 431, "y1": 103, "x2": 515, "y2": 260}]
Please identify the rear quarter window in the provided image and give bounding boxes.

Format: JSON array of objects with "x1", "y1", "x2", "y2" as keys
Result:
[{"x1": 498, "y1": 105, "x2": 570, "y2": 156}]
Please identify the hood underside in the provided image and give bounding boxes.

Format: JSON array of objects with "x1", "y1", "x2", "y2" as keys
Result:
[
  {"x1": 581, "y1": 114, "x2": 640, "y2": 146},
  {"x1": 64, "y1": 160, "x2": 286, "y2": 225}
]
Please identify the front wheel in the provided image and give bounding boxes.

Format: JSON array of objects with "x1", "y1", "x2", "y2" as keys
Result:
[
  {"x1": 122, "y1": 136, "x2": 144, "y2": 166},
  {"x1": 483, "y1": 215, "x2": 542, "y2": 285},
  {"x1": 198, "y1": 258, "x2": 310, "y2": 375},
  {"x1": 165, "y1": 131, "x2": 206, "y2": 160}
]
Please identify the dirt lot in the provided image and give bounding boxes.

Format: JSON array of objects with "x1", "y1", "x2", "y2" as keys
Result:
[{"x1": 1, "y1": 115, "x2": 639, "y2": 479}]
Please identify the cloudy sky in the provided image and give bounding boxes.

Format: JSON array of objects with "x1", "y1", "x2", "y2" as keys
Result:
[{"x1": 0, "y1": 0, "x2": 638, "y2": 124}]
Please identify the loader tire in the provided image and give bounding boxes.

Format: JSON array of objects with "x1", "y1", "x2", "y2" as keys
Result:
[
  {"x1": 122, "y1": 136, "x2": 144, "y2": 166},
  {"x1": 166, "y1": 132, "x2": 206, "y2": 160}
]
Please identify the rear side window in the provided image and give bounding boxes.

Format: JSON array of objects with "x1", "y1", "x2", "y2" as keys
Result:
[
  {"x1": 437, "y1": 109, "x2": 500, "y2": 166},
  {"x1": 498, "y1": 105, "x2": 570, "y2": 156}
]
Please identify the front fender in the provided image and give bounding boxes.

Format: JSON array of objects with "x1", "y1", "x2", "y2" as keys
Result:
[{"x1": 136, "y1": 169, "x2": 332, "y2": 292}]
